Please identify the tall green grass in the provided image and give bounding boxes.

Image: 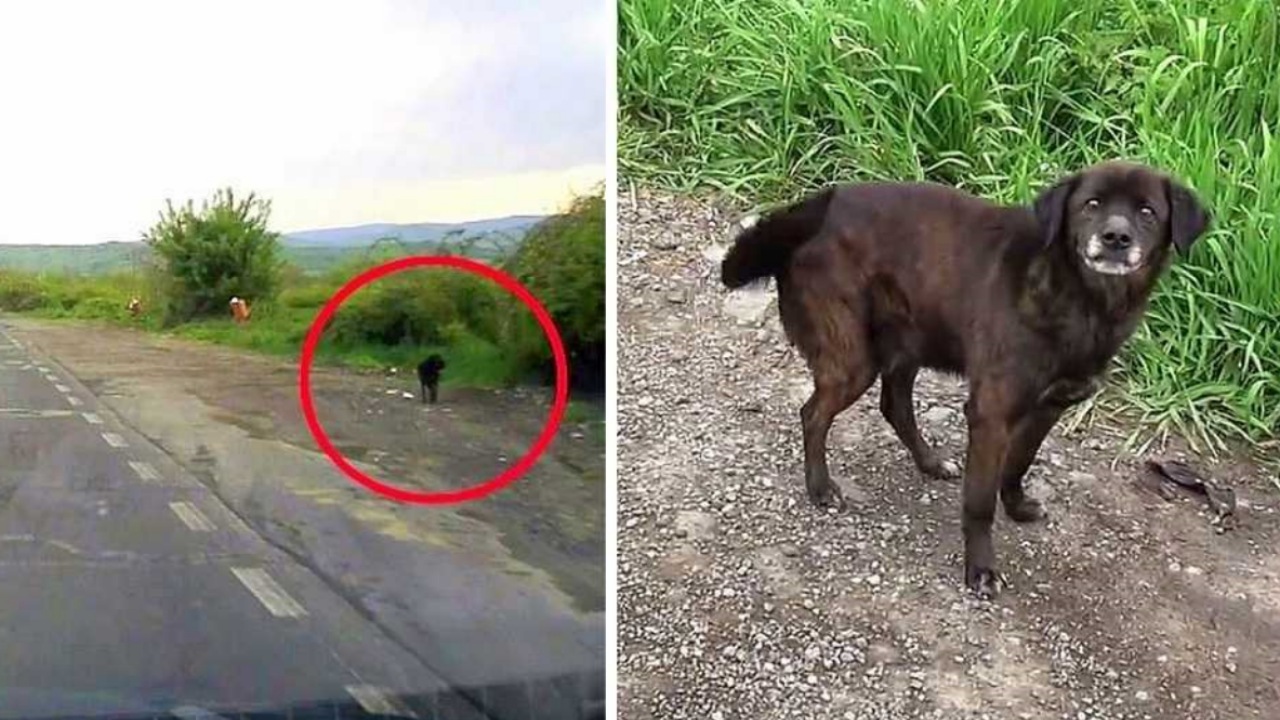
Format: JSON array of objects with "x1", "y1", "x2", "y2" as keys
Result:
[{"x1": 620, "y1": 0, "x2": 1280, "y2": 452}]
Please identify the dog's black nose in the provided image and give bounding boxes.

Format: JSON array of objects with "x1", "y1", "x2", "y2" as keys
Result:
[{"x1": 1101, "y1": 229, "x2": 1132, "y2": 250}]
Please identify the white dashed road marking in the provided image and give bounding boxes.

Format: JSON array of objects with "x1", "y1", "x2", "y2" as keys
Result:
[
  {"x1": 101, "y1": 432, "x2": 128, "y2": 448},
  {"x1": 345, "y1": 686, "x2": 418, "y2": 718},
  {"x1": 54, "y1": 384, "x2": 71, "y2": 393},
  {"x1": 128, "y1": 460, "x2": 161, "y2": 482},
  {"x1": 230, "y1": 568, "x2": 308, "y2": 618},
  {"x1": 169, "y1": 502, "x2": 215, "y2": 532},
  {"x1": 66, "y1": 396, "x2": 83, "y2": 407},
  {"x1": 81, "y1": 412, "x2": 103, "y2": 425},
  {"x1": 0, "y1": 409, "x2": 75, "y2": 418}
]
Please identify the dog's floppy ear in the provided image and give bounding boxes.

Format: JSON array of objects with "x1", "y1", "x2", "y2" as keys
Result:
[
  {"x1": 1033, "y1": 174, "x2": 1077, "y2": 249},
  {"x1": 1167, "y1": 178, "x2": 1210, "y2": 253}
]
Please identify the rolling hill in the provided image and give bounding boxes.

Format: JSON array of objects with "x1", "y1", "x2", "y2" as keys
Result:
[{"x1": 0, "y1": 216, "x2": 544, "y2": 275}]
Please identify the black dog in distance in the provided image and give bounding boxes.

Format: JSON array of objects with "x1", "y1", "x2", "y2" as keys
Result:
[{"x1": 417, "y1": 354, "x2": 446, "y2": 404}]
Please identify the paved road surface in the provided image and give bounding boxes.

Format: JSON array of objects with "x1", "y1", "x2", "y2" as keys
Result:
[{"x1": 0, "y1": 323, "x2": 602, "y2": 719}]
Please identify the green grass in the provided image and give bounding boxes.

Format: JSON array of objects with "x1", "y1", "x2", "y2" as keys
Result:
[
  {"x1": 0, "y1": 268, "x2": 525, "y2": 389},
  {"x1": 620, "y1": 0, "x2": 1280, "y2": 454}
]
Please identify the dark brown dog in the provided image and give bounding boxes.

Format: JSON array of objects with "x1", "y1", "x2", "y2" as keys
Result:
[{"x1": 720, "y1": 161, "x2": 1210, "y2": 598}]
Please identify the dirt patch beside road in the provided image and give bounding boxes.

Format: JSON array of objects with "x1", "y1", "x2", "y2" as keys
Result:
[{"x1": 617, "y1": 188, "x2": 1280, "y2": 720}]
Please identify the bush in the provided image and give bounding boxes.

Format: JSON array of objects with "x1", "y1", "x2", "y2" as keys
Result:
[
  {"x1": 503, "y1": 192, "x2": 606, "y2": 391},
  {"x1": 143, "y1": 188, "x2": 284, "y2": 325},
  {"x1": 0, "y1": 271, "x2": 49, "y2": 312}
]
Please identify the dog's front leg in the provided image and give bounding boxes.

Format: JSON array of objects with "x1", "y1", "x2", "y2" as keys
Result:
[
  {"x1": 999, "y1": 408, "x2": 1063, "y2": 523},
  {"x1": 960, "y1": 386, "x2": 1020, "y2": 599}
]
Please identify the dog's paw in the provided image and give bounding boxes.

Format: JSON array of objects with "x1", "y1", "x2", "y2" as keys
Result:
[
  {"x1": 1004, "y1": 495, "x2": 1048, "y2": 524},
  {"x1": 965, "y1": 565, "x2": 1003, "y2": 600},
  {"x1": 922, "y1": 457, "x2": 961, "y2": 480},
  {"x1": 807, "y1": 483, "x2": 847, "y2": 511}
]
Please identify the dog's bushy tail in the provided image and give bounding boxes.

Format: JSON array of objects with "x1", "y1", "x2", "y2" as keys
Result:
[{"x1": 720, "y1": 187, "x2": 835, "y2": 289}]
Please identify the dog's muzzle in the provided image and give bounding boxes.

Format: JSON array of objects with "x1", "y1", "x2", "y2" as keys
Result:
[{"x1": 1083, "y1": 233, "x2": 1144, "y2": 276}]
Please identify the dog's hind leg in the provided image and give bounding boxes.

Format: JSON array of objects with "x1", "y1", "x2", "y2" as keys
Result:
[
  {"x1": 879, "y1": 365, "x2": 960, "y2": 479},
  {"x1": 800, "y1": 352, "x2": 877, "y2": 511}
]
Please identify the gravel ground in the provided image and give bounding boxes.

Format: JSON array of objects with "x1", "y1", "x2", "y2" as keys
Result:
[{"x1": 617, "y1": 187, "x2": 1280, "y2": 720}]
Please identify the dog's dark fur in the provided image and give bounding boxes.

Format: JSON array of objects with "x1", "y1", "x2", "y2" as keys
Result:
[
  {"x1": 721, "y1": 161, "x2": 1210, "y2": 598},
  {"x1": 417, "y1": 354, "x2": 446, "y2": 404}
]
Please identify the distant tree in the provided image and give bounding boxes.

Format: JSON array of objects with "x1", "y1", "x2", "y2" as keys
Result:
[{"x1": 142, "y1": 188, "x2": 283, "y2": 324}]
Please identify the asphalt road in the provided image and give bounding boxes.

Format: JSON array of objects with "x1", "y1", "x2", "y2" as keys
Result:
[{"x1": 0, "y1": 324, "x2": 601, "y2": 720}]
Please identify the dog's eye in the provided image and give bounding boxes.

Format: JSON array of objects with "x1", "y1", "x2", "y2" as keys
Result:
[
  {"x1": 1139, "y1": 205, "x2": 1155, "y2": 217},
  {"x1": 1084, "y1": 199, "x2": 1100, "y2": 210}
]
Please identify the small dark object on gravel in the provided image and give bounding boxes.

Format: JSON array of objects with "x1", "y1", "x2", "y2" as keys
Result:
[{"x1": 1145, "y1": 459, "x2": 1236, "y2": 529}]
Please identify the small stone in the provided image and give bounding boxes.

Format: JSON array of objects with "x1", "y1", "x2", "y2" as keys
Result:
[
  {"x1": 701, "y1": 244, "x2": 727, "y2": 263},
  {"x1": 666, "y1": 290, "x2": 688, "y2": 304},
  {"x1": 625, "y1": 517, "x2": 640, "y2": 529},
  {"x1": 921, "y1": 406, "x2": 954, "y2": 425},
  {"x1": 674, "y1": 510, "x2": 718, "y2": 540},
  {"x1": 867, "y1": 574, "x2": 882, "y2": 587},
  {"x1": 723, "y1": 286, "x2": 774, "y2": 326},
  {"x1": 1135, "y1": 690, "x2": 1150, "y2": 702}
]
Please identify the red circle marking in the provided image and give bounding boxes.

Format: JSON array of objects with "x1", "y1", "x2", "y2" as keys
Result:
[{"x1": 297, "y1": 255, "x2": 569, "y2": 505}]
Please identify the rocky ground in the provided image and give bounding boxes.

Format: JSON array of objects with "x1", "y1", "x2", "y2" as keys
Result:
[{"x1": 617, "y1": 187, "x2": 1280, "y2": 720}]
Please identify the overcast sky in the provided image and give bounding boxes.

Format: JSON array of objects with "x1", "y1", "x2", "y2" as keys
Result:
[{"x1": 0, "y1": 0, "x2": 605, "y2": 244}]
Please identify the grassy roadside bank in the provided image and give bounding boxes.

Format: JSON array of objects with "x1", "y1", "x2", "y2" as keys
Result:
[
  {"x1": 0, "y1": 267, "x2": 518, "y2": 388},
  {"x1": 619, "y1": 0, "x2": 1280, "y2": 454}
]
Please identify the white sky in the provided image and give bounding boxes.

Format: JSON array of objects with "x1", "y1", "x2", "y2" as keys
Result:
[{"x1": 0, "y1": 0, "x2": 606, "y2": 244}]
